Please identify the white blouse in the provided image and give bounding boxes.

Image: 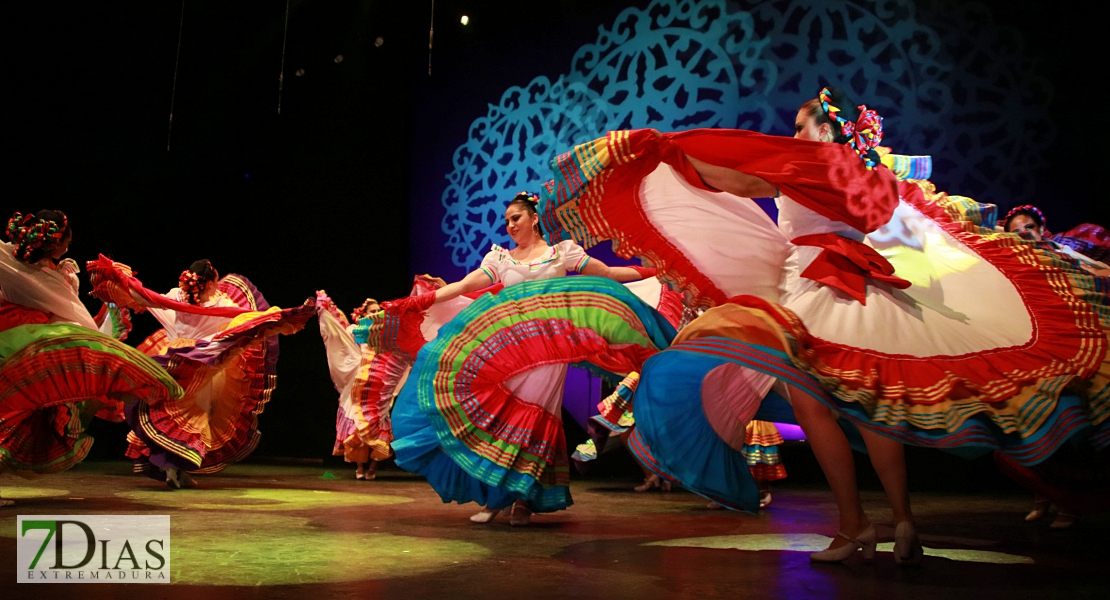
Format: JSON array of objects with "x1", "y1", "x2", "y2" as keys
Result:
[
  {"x1": 478, "y1": 240, "x2": 591, "y2": 287},
  {"x1": 0, "y1": 241, "x2": 97, "y2": 329},
  {"x1": 147, "y1": 287, "x2": 239, "y2": 342}
]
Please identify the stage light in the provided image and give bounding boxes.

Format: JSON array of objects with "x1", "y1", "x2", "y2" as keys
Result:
[
  {"x1": 295, "y1": 68, "x2": 305, "y2": 76},
  {"x1": 334, "y1": 54, "x2": 344, "y2": 63},
  {"x1": 461, "y1": 15, "x2": 469, "y2": 25},
  {"x1": 375, "y1": 36, "x2": 384, "y2": 47}
]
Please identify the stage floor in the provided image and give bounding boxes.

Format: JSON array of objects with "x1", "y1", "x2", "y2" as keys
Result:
[{"x1": 1, "y1": 461, "x2": 1106, "y2": 599}]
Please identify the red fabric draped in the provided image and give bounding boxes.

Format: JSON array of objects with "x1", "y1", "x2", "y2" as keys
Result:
[
  {"x1": 0, "y1": 301, "x2": 50, "y2": 331},
  {"x1": 87, "y1": 255, "x2": 251, "y2": 318},
  {"x1": 792, "y1": 233, "x2": 911, "y2": 304},
  {"x1": 660, "y1": 129, "x2": 900, "y2": 234}
]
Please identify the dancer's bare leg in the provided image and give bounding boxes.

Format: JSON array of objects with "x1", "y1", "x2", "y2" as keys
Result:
[
  {"x1": 788, "y1": 386, "x2": 869, "y2": 549},
  {"x1": 857, "y1": 426, "x2": 913, "y2": 524}
]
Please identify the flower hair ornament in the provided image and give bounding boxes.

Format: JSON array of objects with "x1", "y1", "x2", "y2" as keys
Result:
[
  {"x1": 351, "y1": 298, "x2": 380, "y2": 323},
  {"x1": 1003, "y1": 205, "x2": 1046, "y2": 231},
  {"x1": 515, "y1": 191, "x2": 540, "y2": 205},
  {"x1": 6, "y1": 211, "x2": 69, "y2": 263},
  {"x1": 179, "y1": 270, "x2": 204, "y2": 305},
  {"x1": 819, "y1": 87, "x2": 884, "y2": 169}
]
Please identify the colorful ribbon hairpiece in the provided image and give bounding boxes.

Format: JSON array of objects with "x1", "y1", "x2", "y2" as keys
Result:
[
  {"x1": 350, "y1": 298, "x2": 380, "y2": 323},
  {"x1": 515, "y1": 191, "x2": 540, "y2": 204},
  {"x1": 6, "y1": 211, "x2": 69, "y2": 263},
  {"x1": 1003, "y1": 205, "x2": 1046, "y2": 230},
  {"x1": 819, "y1": 87, "x2": 884, "y2": 170},
  {"x1": 178, "y1": 270, "x2": 203, "y2": 305}
]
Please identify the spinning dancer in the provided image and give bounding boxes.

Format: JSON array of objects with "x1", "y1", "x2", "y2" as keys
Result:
[
  {"x1": 376, "y1": 192, "x2": 671, "y2": 526},
  {"x1": 317, "y1": 294, "x2": 409, "y2": 480},
  {"x1": 1, "y1": 211, "x2": 180, "y2": 506},
  {"x1": 539, "y1": 86, "x2": 1109, "y2": 565},
  {"x1": 87, "y1": 257, "x2": 314, "y2": 488},
  {"x1": 1003, "y1": 205, "x2": 1110, "y2": 276},
  {"x1": 1000, "y1": 205, "x2": 1110, "y2": 528}
]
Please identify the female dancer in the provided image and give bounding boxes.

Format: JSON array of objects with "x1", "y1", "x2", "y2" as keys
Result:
[
  {"x1": 1003, "y1": 205, "x2": 1110, "y2": 276},
  {"x1": 381, "y1": 192, "x2": 664, "y2": 525},
  {"x1": 318, "y1": 294, "x2": 410, "y2": 480},
  {"x1": 538, "y1": 87, "x2": 1109, "y2": 565},
  {"x1": 1001, "y1": 205, "x2": 1109, "y2": 528},
  {"x1": 684, "y1": 91, "x2": 915, "y2": 561},
  {"x1": 1, "y1": 211, "x2": 180, "y2": 505},
  {"x1": 87, "y1": 257, "x2": 314, "y2": 488}
]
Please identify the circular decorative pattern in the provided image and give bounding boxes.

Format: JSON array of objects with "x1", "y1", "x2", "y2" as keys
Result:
[{"x1": 441, "y1": 0, "x2": 1052, "y2": 269}]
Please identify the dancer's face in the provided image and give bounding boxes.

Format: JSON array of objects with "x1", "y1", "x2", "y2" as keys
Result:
[
  {"x1": 199, "y1": 270, "x2": 220, "y2": 302},
  {"x1": 794, "y1": 109, "x2": 831, "y2": 142},
  {"x1": 1006, "y1": 214, "x2": 1043, "y2": 242},
  {"x1": 47, "y1": 230, "x2": 72, "y2": 260},
  {"x1": 504, "y1": 205, "x2": 538, "y2": 245}
]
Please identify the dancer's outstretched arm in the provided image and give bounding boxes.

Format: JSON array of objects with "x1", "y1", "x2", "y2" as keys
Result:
[
  {"x1": 685, "y1": 155, "x2": 778, "y2": 199},
  {"x1": 433, "y1": 269, "x2": 496, "y2": 304},
  {"x1": 580, "y1": 258, "x2": 649, "y2": 282}
]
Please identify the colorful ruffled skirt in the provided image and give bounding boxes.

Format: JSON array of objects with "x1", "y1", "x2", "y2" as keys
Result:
[
  {"x1": 540, "y1": 129, "x2": 1110, "y2": 509},
  {"x1": 1, "y1": 321, "x2": 181, "y2": 477},
  {"x1": 125, "y1": 276, "x2": 314, "y2": 476},
  {"x1": 318, "y1": 295, "x2": 411, "y2": 463},
  {"x1": 391, "y1": 276, "x2": 676, "y2": 512},
  {"x1": 744, "y1": 421, "x2": 787, "y2": 482}
]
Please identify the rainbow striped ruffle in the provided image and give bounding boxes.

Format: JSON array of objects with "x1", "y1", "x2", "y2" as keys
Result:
[
  {"x1": 126, "y1": 275, "x2": 313, "y2": 475},
  {"x1": 392, "y1": 276, "x2": 675, "y2": 512},
  {"x1": 0, "y1": 323, "x2": 181, "y2": 477},
  {"x1": 744, "y1": 420, "x2": 787, "y2": 482},
  {"x1": 631, "y1": 336, "x2": 824, "y2": 512}
]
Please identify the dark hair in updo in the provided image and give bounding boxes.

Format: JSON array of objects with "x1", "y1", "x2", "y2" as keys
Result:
[
  {"x1": 189, "y1": 259, "x2": 219, "y2": 284},
  {"x1": 800, "y1": 86, "x2": 858, "y2": 144},
  {"x1": 507, "y1": 192, "x2": 543, "y2": 235},
  {"x1": 1003, "y1": 206, "x2": 1045, "y2": 232},
  {"x1": 179, "y1": 259, "x2": 219, "y2": 305},
  {"x1": 5, "y1": 209, "x2": 72, "y2": 264}
]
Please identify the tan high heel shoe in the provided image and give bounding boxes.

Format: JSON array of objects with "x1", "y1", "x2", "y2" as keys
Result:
[
  {"x1": 1025, "y1": 498, "x2": 1050, "y2": 522},
  {"x1": 509, "y1": 501, "x2": 532, "y2": 526},
  {"x1": 469, "y1": 506, "x2": 502, "y2": 524},
  {"x1": 893, "y1": 521, "x2": 924, "y2": 567},
  {"x1": 634, "y1": 475, "x2": 661, "y2": 492},
  {"x1": 1049, "y1": 512, "x2": 1077, "y2": 529},
  {"x1": 809, "y1": 525, "x2": 877, "y2": 563}
]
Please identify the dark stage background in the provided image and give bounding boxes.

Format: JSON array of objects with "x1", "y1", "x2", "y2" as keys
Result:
[{"x1": 3, "y1": 1, "x2": 1105, "y2": 482}]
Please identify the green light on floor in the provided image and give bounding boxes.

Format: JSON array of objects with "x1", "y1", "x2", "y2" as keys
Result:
[
  {"x1": 168, "y1": 514, "x2": 490, "y2": 585},
  {"x1": 0, "y1": 486, "x2": 70, "y2": 499},
  {"x1": 646, "y1": 534, "x2": 1034, "y2": 565},
  {"x1": 117, "y1": 487, "x2": 413, "y2": 511}
]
